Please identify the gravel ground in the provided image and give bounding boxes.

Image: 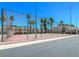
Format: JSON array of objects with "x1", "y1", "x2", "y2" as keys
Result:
[{"x1": 0, "y1": 34, "x2": 74, "y2": 45}]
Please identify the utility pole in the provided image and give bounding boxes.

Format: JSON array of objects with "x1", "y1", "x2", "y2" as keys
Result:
[
  {"x1": 35, "y1": 2, "x2": 37, "y2": 39},
  {"x1": 76, "y1": 19, "x2": 78, "y2": 34},
  {"x1": 1, "y1": 8, "x2": 4, "y2": 42},
  {"x1": 69, "y1": 6, "x2": 72, "y2": 34},
  {"x1": 57, "y1": 20, "x2": 59, "y2": 36}
]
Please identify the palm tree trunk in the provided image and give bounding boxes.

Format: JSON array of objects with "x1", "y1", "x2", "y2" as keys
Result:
[
  {"x1": 47, "y1": 24, "x2": 49, "y2": 33},
  {"x1": 33, "y1": 24, "x2": 34, "y2": 33},
  {"x1": 27, "y1": 20, "x2": 29, "y2": 40},
  {"x1": 50, "y1": 24, "x2": 52, "y2": 36},
  {"x1": 10, "y1": 20, "x2": 13, "y2": 30},
  {"x1": 30, "y1": 24, "x2": 31, "y2": 34},
  {"x1": 40, "y1": 25, "x2": 42, "y2": 39},
  {"x1": 41, "y1": 29, "x2": 42, "y2": 39},
  {"x1": 11, "y1": 22, "x2": 13, "y2": 30}
]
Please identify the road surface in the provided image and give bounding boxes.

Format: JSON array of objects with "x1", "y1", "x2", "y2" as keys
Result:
[{"x1": 0, "y1": 35, "x2": 79, "y2": 57}]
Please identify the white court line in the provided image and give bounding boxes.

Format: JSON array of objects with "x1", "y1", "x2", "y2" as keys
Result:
[{"x1": 0, "y1": 35, "x2": 78, "y2": 50}]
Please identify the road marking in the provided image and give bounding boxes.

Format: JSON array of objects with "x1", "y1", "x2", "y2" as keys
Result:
[{"x1": 0, "y1": 35, "x2": 78, "y2": 50}]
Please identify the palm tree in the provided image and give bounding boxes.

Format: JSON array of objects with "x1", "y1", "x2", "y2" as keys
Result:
[
  {"x1": 27, "y1": 14, "x2": 31, "y2": 19},
  {"x1": 2, "y1": 15, "x2": 6, "y2": 34},
  {"x1": 43, "y1": 18, "x2": 48, "y2": 33},
  {"x1": 62, "y1": 27, "x2": 65, "y2": 33},
  {"x1": 1, "y1": 9, "x2": 7, "y2": 42},
  {"x1": 49, "y1": 17, "x2": 54, "y2": 33},
  {"x1": 5, "y1": 16, "x2": 15, "y2": 38},
  {"x1": 0, "y1": 10, "x2": 6, "y2": 42},
  {"x1": 19, "y1": 27, "x2": 22, "y2": 34},
  {"x1": 40, "y1": 18, "x2": 44, "y2": 33},
  {"x1": 26, "y1": 14, "x2": 31, "y2": 40},
  {"x1": 47, "y1": 20, "x2": 50, "y2": 33},
  {"x1": 40, "y1": 18, "x2": 44, "y2": 38},
  {"x1": 59, "y1": 20, "x2": 65, "y2": 33},
  {"x1": 40, "y1": 24, "x2": 43, "y2": 33},
  {"x1": 26, "y1": 14, "x2": 31, "y2": 33},
  {"x1": 29, "y1": 20, "x2": 35, "y2": 33},
  {"x1": 59, "y1": 20, "x2": 64, "y2": 26},
  {"x1": 0, "y1": 16, "x2": 1, "y2": 35},
  {"x1": 3, "y1": 15, "x2": 6, "y2": 22},
  {"x1": 10, "y1": 16, "x2": 14, "y2": 30},
  {"x1": 0, "y1": 15, "x2": 7, "y2": 26},
  {"x1": 32, "y1": 20, "x2": 35, "y2": 33},
  {"x1": 2, "y1": 14, "x2": 10, "y2": 39},
  {"x1": 0, "y1": 16, "x2": 1, "y2": 20},
  {"x1": 70, "y1": 24, "x2": 75, "y2": 27},
  {"x1": 0, "y1": 15, "x2": 6, "y2": 27}
]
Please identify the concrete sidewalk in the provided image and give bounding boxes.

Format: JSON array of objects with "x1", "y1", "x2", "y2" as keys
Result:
[
  {"x1": 0, "y1": 35, "x2": 77, "y2": 51},
  {"x1": 0, "y1": 34, "x2": 74, "y2": 44}
]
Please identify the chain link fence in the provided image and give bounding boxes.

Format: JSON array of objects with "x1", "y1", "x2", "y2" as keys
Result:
[{"x1": 0, "y1": 2, "x2": 78, "y2": 43}]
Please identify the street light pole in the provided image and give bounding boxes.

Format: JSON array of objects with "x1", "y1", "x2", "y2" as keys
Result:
[
  {"x1": 69, "y1": 6, "x2": 72, "y2": 34},
  {"x1": 76, "y1": 19, "x2": 78, "y2": 34},
  {"x1": 1, "y1": 8, "x2": 4, "y2": 42},
  {"x1": 35, "y1": 2, "x2": 37, "y2": 39}
]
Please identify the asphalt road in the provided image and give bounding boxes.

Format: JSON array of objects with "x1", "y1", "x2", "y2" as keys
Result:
[{"x1": 0, "y1": 35, "x2": 79, "y2": 57}]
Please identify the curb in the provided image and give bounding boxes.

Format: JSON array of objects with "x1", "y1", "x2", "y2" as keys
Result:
[{"x1": 0, "y1": 35, "x2": 78, "y2": 50}]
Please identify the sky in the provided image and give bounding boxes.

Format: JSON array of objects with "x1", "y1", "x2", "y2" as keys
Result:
[{"x1": 0, "y1": 2, "x2": 79, "y2": 28}]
